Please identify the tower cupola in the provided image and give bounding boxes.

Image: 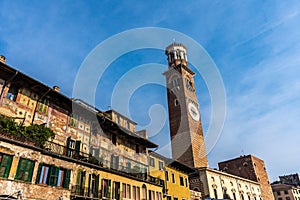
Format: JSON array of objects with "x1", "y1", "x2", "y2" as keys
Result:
[{"x1": 165, "y1": 43, "x2": 188, "y2": 68}]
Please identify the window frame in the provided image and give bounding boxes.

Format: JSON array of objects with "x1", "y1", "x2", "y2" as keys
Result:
[
  {"x1": 149, "y1": 157, "x2": 155, "y2": 167},
  {"x1": 15, "y1": 158, "x2": 35, "y2": 182}
]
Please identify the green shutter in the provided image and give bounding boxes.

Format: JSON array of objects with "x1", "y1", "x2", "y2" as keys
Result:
[
  {"x1": 63, "y1": 169, "x2": 71, "y2": 188},
  {"x1": 95, "y1": 175, "x2": 100, "y2": 196},
  {"x1": 75, "y1": 140, "x2": 81, "y2": 154},
  {"x1": 2, "y1": 155, "x2": 12, "y2": 178},
  {"x1": 80, "y1": 171, "x2": 86, "y2": 190},
  {"x1": 27, "y1": 160, "x2": 35, "y2": 182},
  {"x1": 67, "y1": 137, "x2": 71, "y2": 147},
  {"x1": 35, "y1": 164, "x2": 42, "y2": 184},
  {"x1": 108, "y1": 179, "x2": 111, "y2": 198},
  {"x1": 76, "y1": 170, "x2": 82, "y2": 185},
  {"x1": 101, "y1": 179, "x2": 104, "y2": 197},
  {"x1": 49, "y1": 166, "x2": 59, "y2": 186}
]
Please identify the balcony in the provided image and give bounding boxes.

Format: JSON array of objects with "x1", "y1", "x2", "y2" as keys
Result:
[
  {"x1": 71, "y1": 185, "x2": 100, "y2": 199},
  {"x1": 0, "y1": 129, "x2": 164, "y2": 187}
]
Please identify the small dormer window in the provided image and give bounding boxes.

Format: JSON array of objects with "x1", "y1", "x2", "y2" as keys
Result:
[
  {"x1": 126, "y1": 121, "x2": 129, "y2": 129},
  {"x1": 116, "y1": 116, "x2": 119, "y2": 124}
]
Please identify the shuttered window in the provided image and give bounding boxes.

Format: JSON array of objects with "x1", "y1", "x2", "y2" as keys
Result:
[
  {"x1": 15, "y1": 158, "x2": 35, "y2": 182},
  {"x1": 0, "y1": 153, "x2": 13, "y2": 178},
  {"x1": 36, "y1": 163, "x2": 71, "y2": 189},
  {"x1": 102, "y1": 179, "x2": 111, "y2": 198}
]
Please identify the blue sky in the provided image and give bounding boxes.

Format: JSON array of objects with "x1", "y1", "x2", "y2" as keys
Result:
[{"x1": 1, "y1": 0, "x2": 300, "y2": 181}]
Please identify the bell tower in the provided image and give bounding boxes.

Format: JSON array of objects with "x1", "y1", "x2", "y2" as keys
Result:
[{"x1": 163, "y1": 43, "x2": 208, "y2": 168}]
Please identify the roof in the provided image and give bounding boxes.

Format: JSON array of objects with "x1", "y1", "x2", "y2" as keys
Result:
[
  {"x1": 104, "y1": 109, "x2": 138, "y2": 125},
  {"x1": 0, "y1": 62, "x2": 158, "y2": 148},
  {"x1": 218, "y1": 154, "x2": 263, "y2": 164},
  {"x1": 149, "y1": 150, "x2": 195, "y2": 174}
]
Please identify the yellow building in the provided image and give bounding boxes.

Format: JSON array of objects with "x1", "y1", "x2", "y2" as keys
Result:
[{"x1": 149, "y1": 151, "x2": 195, "y2": 200}]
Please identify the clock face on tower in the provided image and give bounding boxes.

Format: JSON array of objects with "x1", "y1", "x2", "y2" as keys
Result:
[{"x1": 188, "y1": 102, "x2": 200, "y2": 121}]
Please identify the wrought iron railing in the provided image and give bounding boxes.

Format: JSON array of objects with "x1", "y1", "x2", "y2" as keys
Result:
[
  {"x1": 0, "y1": 131, "x2": 164, "y2": 187},
  {"x1": 71, "y1": 185, "x2": 101, "y2": 199}
]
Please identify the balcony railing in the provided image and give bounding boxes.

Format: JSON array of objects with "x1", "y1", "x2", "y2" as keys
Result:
[
  {"x1": 0, "y1": 131, "x2": 164, "y2": 187},
  {"x1": 71, "y1": 185, "x2": 100, "y2": 199}
]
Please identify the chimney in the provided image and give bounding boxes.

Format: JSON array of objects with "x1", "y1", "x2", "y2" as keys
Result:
[
  {"x1": 53, "y1": 85, "x2": 60, "y2": 92},
  {"x1": 0, "y1": 55, "x2": 6, "y2": 64}
]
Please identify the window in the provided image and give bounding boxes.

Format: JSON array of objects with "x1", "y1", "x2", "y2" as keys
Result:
[
  {"x1": 110, "y1": 155, "x2": 119, "y2": 170},
  {"x1": 278, "y1": 198, "x2": 283, "y2": 200},
  {"x1": 185, "y1": 78, "x2": 194, "y2": 92},
  {"x1": 36, "y1": 164, "x2": 71, "y2": 188},
  {"x1": 70, "y1": 114, "x2": 78, "y2": 127},
  {"x1": 174, "y1": 99, "x2": 179, "y2": 106},
  {"x1": 158, "y1": 161, "x2": 164, "y2": 170},
  {"x1": 241, "y1": 194, "x2": 244, "y2": 200},
  {"x1": 122, "y1": 183, "x2": 126, "y2": 198},
  {"x1": 15, "y1": 158, "x2": 35, "y2": 182},
  {"x1": 172, "y1": 173, "x2": 175, "y2": 183},
  {"x1": 0, "y1": 153, "x2": 13, "y2": 178},
  {"x1": 149, "y1": 157, "x2": 155, "y2": 167},
  {"x1": 112, "y1": 134, "x2": 117, "y2": 145},
  {"x1": 137, "y1": 186, "x2": 140, "y2": 200},
  {"x1": 102, "y1": 179, "x2": 111, "y2": 198},
  {"x1": 185, "y1": 178, "x2": 188, "y2": 187},
  {"x1": 179, "y1": 176, "x2": 184, "y2": 186},
  {"x1": 136, "y1": 145, "x2": 140, "y2": 154},
  {"x1": 172, "y1": 78, "x2": 179, "y2": 90},
  {"x1": 248, "y1": 195, "x2": 251, "y2": 200},
  {"x1": 174, "y1": 197, "x2": 178, "y2": 200},
  {"x1": 133, "y1": 186, "x2": 136, "y2": 200},
  {"x1": 38, "y1": 98, "x2": 49, "y2": 114},
  {"x1": 233, "y1": 192, "x2": 237, "y2": 200},
  {"x1": 284, "y1": 191, "x2": 288, "y2": 194},
  {"x1": 165, "y1": 171, "x2": 169, "y2": 181},
  {"x1": 88, "y1": 174, "x2": 100, "y2": 198},
  {"x1": 127, "y1": 184, "x2": 131, "y2": 199},
  {"x1": 277, "y1": 191, "x2": 281, "y2": 195},
  {"x1": 6, "y1": 85, "x2": 18, "y2": 101},
  {"x1": 286, "y1": 197, "x2": 290, "y2": 200},
  {"x1": 214, "y1": 189, "x2": 218, "y2": 199},
  {"x1": 126, "y1": 161, "x2": 132, "y2": 172}
]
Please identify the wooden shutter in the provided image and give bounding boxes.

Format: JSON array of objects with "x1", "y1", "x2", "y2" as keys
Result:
[
  {"x1": 95, "y1": 175, "x2": 100, "y2": 197},
  {"x1": 75, "y1": 140, "x2": 81, "y2": 154},
  {"x1": 27, "y1": 160, "x2": 35, "y2": 182},
  {"x1": 108, "y1": 179, "x2": 111, "y2": 198},
  {"x1": 2, "y1": 155, "x2": 12, "y2": 178},
  {"x1": 63, "y1": 169, "x2": 71, "y2": 188},
  {"x1": 35, "y1": 163, "x2": 42, "y2": 184},
  {"x1": 49, "y1": 166, "x2": 59, "y2": 186}
]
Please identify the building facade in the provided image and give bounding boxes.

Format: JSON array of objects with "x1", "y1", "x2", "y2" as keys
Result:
[
  {"x1": 218, "y1": 155, "x2": 274, "y2": 200},
  {"x1": 149, "y1": 151, "x2": 195, "y2": 200},
  {"x1": 272, "y1": 183, "x2": 300, "y2": 200},
  {"x1": 0, "y1": 58, "x2": 164, "y2": 199},
  {"x1": 190, "y1": 168, "x2": 262, "y2": 200}
]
